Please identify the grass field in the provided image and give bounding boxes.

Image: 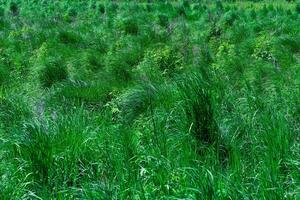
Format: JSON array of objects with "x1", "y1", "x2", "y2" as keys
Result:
[{"x1": 0, "y1": 0, "x2": 299, "y2": 199}]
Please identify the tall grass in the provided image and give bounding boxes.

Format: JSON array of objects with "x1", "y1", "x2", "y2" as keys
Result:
[{"x1": 0, "y1": 0, "x2": 299, "y2": 199}]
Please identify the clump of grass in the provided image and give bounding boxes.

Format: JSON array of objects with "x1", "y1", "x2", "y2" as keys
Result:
[
  {"x1": 118, "y1": 83, "x2": 156, "y2": 123},
  {"x1": 39, "y1": 59, "x2": 68, "y2": 88},
  {"x1": 296, "y1": 2, "x2": 300, "y2": 13},
  {"x1": 0, "y1": 64, "x2": 9, "y2": 86},
  {"x1": 58, "y1": 30, "x2": 82, "y2": 45},
  {"x1": 0, "y1": 92, "x2": 31, "y2": 127},
  {"x1": 106, "y1": 2, "x2": 118, "y2": 13},
  {"x1": 58, "y1": 80, "x2": 115, "y2": 107},
  {"x1": 105, "y1": 37, "x2": 143, "y2": 82},
  {"x1": 220, "y1": 10, "x2": 239, "y2": 27},
  {"x1": 178, "y1": 74, "x2": 217, "y2": 146},
  {"x1": 119, "y1": 18, "x2": 139, "y2": 35},
  {"x1": 278, "y1": 35, "x2": 300, "y2": 53},
  {"x1": 13, "y1": 109, "x2": 101, "y2": 196},
  {"x1": 176, "y1": 4, "x2": 187, "y2": 17},
  {"x1": 0, "y1": 7, "x2": 5, "y2": 17},
  {"x1": 215, "y1": 0, "x2": 224, "y2": 12},
  {"x1": 63, "y1": 8, "x2": 77, "y2": 23},
  {"x1": 9, "y1": 2, "x2": 19, "y2": 16},
  {"x1": 157, "y1": 14, "x2": 169, "y2": 28},
  {"x1": 98, "y1": 3, "x2": 105, "y2": 14}
]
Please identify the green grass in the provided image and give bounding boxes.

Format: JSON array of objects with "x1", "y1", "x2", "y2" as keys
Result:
[{"x1": 0, "y1": 0, "x2": 299, "y2": 199}]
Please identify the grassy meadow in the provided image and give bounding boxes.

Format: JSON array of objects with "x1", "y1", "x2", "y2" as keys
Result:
[{"x1": 0, "y1": 0, "x2": 299, "y2": 199}]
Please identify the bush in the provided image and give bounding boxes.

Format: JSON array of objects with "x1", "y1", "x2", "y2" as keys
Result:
[{"x1": 39, "y1": 59, "x2": 68, "y2": 87}]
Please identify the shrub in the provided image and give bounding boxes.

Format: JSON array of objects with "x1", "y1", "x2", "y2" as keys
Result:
[
  {"x1": 39, "y1": 59, "x2": 68, "y2": 87},
  {"x1": 252, "y1": 35, "x2": 274, "y2": 61},
  {"x1": 145, "y1": 3, "x2": 152, "y2": 12}
]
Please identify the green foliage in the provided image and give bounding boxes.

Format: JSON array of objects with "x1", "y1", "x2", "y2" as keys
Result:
[
  {"x1": 98, "y1": 3, "x2": 105, "y2": 14},
  {"x1": 136, "y1": 46, "x2": 183, "y2": 80},
  {"x1": 117, "y1": 17, "x2": 139, "y2": 35},
  {"x1": 39, "y1": 59, "x2": 68, "y2": 87},
  {"x1": 58, "y1": 30, "x2": 82, "y2": 44},
  {"x1": 58, "y1": 80, "x2": 115, "y2": 106},
  {"x1": 105, "y1": 37, "x2": 143, "y2": 82},
  {"x1": 0, "y1": 7, "x2": 4, "y2": 17},
  {"x1": 1, "y1": 1, "x2": 299, "y2": 199},
  {"x1": 178, "y1": 74, "x2": 218, "y2": 146},
  {"x1": 157, "y1": 14, "x2": 169, "y2": 28},
  {"x1": 9, "y1": 2, "x2": 19, "y2": 16},
  {"x1": 118, "y1": 83, "x2": 156, "y2": 123},
  {"x1": 0, "y1": 65, "x2": 9, "y2": 86},
  {"x1": 296, "y1": 2, "x2": 300, "y2": 13}
]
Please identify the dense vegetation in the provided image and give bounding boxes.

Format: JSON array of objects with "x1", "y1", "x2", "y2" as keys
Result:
[{"x1": 0, "y1": 0, "x2": 299, "y2": 199}]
